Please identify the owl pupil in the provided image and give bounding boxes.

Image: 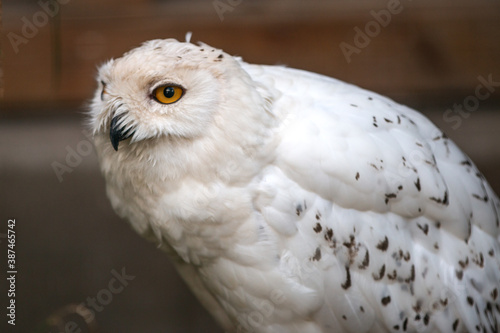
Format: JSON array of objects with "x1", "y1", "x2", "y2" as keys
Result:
[{"x1": 164, "y1": 87, "x2": 175, "y2": 98}]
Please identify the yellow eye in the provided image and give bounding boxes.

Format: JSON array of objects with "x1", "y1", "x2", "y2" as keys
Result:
[{"x1": 153, "y1": 85, "x2": 184, "y2": 104}]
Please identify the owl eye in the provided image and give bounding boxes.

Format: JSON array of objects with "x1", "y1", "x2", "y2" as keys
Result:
[{"x1": 153, "y1": 85, "x2": 184, "y2": 104}]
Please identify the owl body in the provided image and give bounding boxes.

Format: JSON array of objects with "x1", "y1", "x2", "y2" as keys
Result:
[{"x1": 90, "y1": 39, "x2": 500, "y2": 333}]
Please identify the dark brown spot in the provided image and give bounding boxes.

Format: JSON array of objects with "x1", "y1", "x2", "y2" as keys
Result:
[
  {"x1": 342, "y1": 315, "x2": 347, "y2": 320},
  {"x1": 343, "y1": 235, "x2": 355, "y2": 249},
  {"x1": 403, "y1": 318, "x2": 408, "y2": 331},
  {"x1": 217, "y1": 54, "x2": 223, "y2": 59},
  {"x1": 472, "y1": 252, "x2": 484, "y2": 268},
  {"x1": 491, "y1": 288, "x2": 498, "y2": 300},
  {"x1": 384, "y1": 118, "x2": 393, "y2": 123},
  {"x1": 376, "y1": 236, "x2": 389, "y2": 251},
  {"x1": 456, "y1": 270, "x2": 463, "y2": 280},
  {"x1": 296, "y1": 204, "x2": 302, "y2": 216},
  {"x1": 434, "y1": 242, "x2": 439, "y2": 250},
  {"x1": 467, "y1": 296, "x2": 474, "y2": 306},
  {"x1": 373, "y1": 264, "x2": 386, "y2": 281},
  {"x1": 430, "y1": 191, "x2": 449, "y2": 205},
  {"x1": 385, "y1": 193, "x2": 397, "y2": 204},
  {"x1": 358, "y1": 250, "x2": 370, "y2": 269},
  {"x1": 417, "y1": 223, "x2": 429, "y2": 235},
  {"x1": 393, "y1": 325, "x2": 399, "y2": 330},
  {"x1": 350, "y1": 104, "x2": 358, "y2": 107},
  {"x1": 316, "y1": 212, "x2": 321, "y2": 220},
  {"x1": 313, "y1": 223, "x2": 322, "y2": 233},
  {"x1": 405, "y1": 265, "x2": 415, "y2": 283},
  {"x1": 387, "y1": 270, "x2": 397, "y2": 280},
  {"x1": 355, "y1": 172, "x2": 360, "y2": 180},
  {"x1": 472, "y1": 193, "x2": 488, "y2": 202},
  {"x1": 311, "y1": 247, "x2": 321, "y2": 261},
  {"x1": 423, "y1": 313, "x2": 429, "y2": 325},
  {"x1": 459, "y1": 257, "x2": 469, "y2": 268},
  {"x1": 452, "y1": 319, "x2": 459, "y2": 331},
  {"x1": 410, "y1": 265, "x2": 415, "y2": 281},
  {"x1": 341, "y1": 266, "x2": 351, "y2": 290},
  {"x1": 398, "y1": 185, "x2": 403, "y2": 190},
  {"x1": 413, "y1": 300, "x2": 422, "y2": 313},
  {"x1": 325, "y1": 228, "x2": 333, "y2": 241},
  {"x1": 488, "y1": 249, "x2": 494, "y2": 256},
  {"x1": 414, "y1": 178, "x2": 421, "y2": 191},
  {"x1": 360, "y1": 306, "x2": 365, "y2": 312},
  {"x1": 381, "y1": 295, "x2": 391, "y2": 306}
]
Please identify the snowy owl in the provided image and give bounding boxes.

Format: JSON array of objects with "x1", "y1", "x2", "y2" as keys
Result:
[{"x1": 89, "y1": 37, "x2": 500, "y2": 333}]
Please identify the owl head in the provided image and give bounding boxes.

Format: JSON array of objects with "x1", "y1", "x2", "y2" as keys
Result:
[{"x1": 89, "y1": 38, "x2": 276, "y2": 182}]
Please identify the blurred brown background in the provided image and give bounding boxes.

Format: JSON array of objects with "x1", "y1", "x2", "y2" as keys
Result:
[{"x1": 1, "y1": 0, "x2": 499, "y2": 332}]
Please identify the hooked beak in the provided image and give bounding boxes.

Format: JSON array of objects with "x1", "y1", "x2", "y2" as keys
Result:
[{"x1": 109, "y1": 115, "x2": 134, "y2": 151}]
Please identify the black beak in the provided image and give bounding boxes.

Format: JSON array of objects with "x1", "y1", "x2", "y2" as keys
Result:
[{"x1": 109, "y1": 115, "x2": 134, "y2": 151}]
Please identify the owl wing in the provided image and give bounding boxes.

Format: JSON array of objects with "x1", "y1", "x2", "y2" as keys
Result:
[{"x1": 246, "y1": 64, "x2": 500, "y2": 332}]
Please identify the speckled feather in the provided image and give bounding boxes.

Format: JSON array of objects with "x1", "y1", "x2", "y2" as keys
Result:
[{"x1": 90, "y1": 38, "x2": 500, "y2": 333}]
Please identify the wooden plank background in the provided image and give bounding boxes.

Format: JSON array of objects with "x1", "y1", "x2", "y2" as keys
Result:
[{"x1": 2, "y1": 0, "x2": 500, "y2": 113}]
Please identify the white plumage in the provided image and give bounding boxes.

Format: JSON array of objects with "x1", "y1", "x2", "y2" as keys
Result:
[{"x1": 89, "y1": 38, "x2": 500, "y2": 333}]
